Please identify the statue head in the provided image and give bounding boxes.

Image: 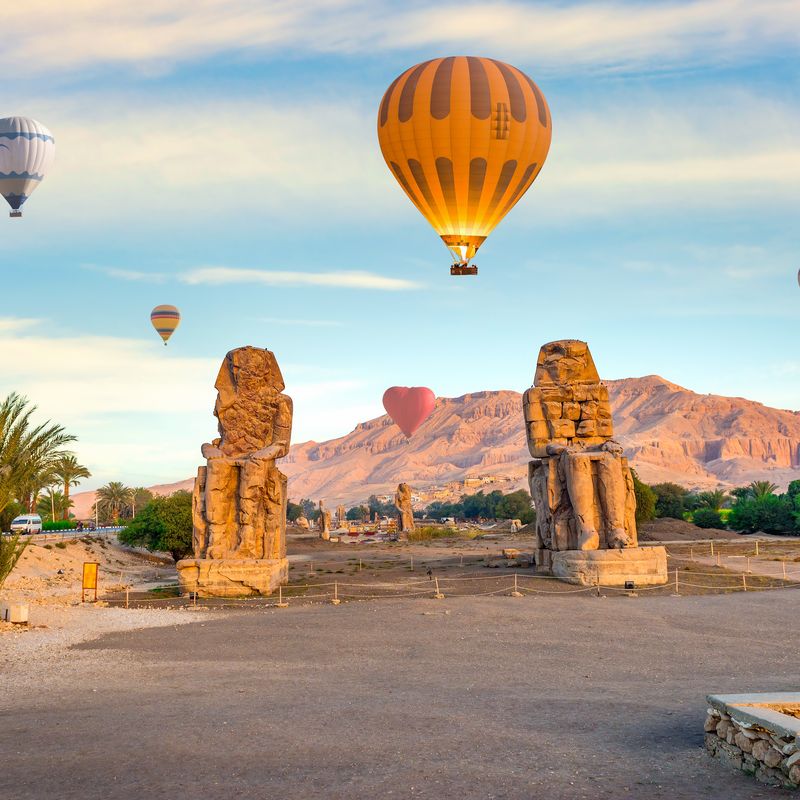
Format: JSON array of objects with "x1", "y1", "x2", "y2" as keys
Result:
[{"x1": 534, "y1": 340, "x2": 599, "y2": 386}]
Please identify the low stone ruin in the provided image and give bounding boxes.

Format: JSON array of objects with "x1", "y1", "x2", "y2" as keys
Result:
[
  {"x1": 705, "y1": 693, "x2": 800, "y2": 790},
  {"x1": 523, "y1": 340, "x2": 667, "y2": 586}
]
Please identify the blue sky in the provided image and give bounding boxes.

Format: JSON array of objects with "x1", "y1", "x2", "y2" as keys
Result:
[{"x1": 1, "y1": 0, "x2": 799, "y2": 490}]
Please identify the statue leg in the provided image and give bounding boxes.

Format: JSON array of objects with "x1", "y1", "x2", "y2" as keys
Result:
[
  {"x1": 237, "y1": 458, "x2": 269, "y2": 558},
  {"x1": 563, "y1": 452, "x2": 600, "y2": 550},
  {"x1": 204, "y1": 459, "x2": 236, "y2": 559},
  {"x1": 596, "y1": 454, "x2": 631, "y2": 548}
]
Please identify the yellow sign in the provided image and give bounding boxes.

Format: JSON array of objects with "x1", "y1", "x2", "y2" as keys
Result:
[{"x1": 82, "y1": 562, "x2": 99, "y2": 602}]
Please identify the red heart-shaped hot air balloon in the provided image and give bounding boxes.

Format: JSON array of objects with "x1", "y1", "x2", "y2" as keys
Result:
[{"x1": 382, "y1": 386, "x2": 436, "y2": 438}]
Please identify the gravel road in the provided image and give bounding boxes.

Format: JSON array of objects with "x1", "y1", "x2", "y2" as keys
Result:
[{"x1": 1, "y1": 590, "x2": 798, "y2": 800}]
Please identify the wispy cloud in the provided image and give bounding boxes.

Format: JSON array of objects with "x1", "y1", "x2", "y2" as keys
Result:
[
  {"x1": 0, "y1": 318, "x2": 40, "y2": 333},
  {"x1": 4, "y1": 1, "x2": 799, "y2": 74},
  {"x1": 84, "y1": 265, "x2": 168, "y2": 282},
  {"x1": 181, "y1": 266, "x2": 421, "y2": 290}
]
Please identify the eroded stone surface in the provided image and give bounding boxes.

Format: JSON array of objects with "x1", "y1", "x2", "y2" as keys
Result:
[
  {"x1": 177, "y1": 346, "x2": 292, "y2": 597},
  {"x1": 394, "y1": 483, "x2": 415, "y2": 533},
  {"x1": 551, "y1": 547, "x2": 667, "y2": 586}
]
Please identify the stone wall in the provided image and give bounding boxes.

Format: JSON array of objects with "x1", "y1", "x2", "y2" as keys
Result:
[{"x1": 704, "y1": 706, "x2": 799, "y2": 790}]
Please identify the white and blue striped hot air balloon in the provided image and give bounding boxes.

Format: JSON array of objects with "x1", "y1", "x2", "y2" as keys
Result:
[{"x1": 0, "y1": 117, "x2": 55, "y2": 218}]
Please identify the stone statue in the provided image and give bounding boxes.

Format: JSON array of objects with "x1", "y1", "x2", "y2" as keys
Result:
[
  {"x1": 336, "y1": 504, "x2": 347, "y2": 528},
  {"x1": 318, "y1": 500, "x2": 331, "y2": 540},
  {"x1": 394, "y1": 483, "x2": 415, "y2": 532},
  {"x1": 524, "y1": 340, "x2": 666, "y2": 586},
  {"x1": 177, "y1": 346, "x2": 292, "y2": 597},
  {"x1": 296, "y1": 515, "x2": 310, "y2": 530}
]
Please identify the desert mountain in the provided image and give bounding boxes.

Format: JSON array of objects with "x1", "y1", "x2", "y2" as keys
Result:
[{"x1": 70, "y1": 376, "x2": 800, "y2": 515}]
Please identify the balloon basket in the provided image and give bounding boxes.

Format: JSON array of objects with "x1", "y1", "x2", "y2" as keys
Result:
[
  {"x1": 450, "y1": 263, "x2": 478, "y2": 276},
  {"x1": 9, "y1": 211, "x2": 21, "y2": 218}
]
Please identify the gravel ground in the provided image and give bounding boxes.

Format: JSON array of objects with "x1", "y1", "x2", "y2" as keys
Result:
[{"x1": 2, "y1": 589, "x2": 799, "y2": 800}]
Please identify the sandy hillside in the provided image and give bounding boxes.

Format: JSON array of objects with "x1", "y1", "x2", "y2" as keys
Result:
[{"x1": 70, "y1": 376, "x2": 800, "y2": 509}]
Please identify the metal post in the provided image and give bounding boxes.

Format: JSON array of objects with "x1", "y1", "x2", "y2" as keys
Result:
[
  {"x1": 433, "y1": 577, "x2": 444, "y2": 599},
  {"x1": 755, "y1": 540, "x2": 759, "y2": 557},
  {"x1": 782, "y1": 561, "x2": 787, "y2": 580},
  {"x1": 746, "y1": 556, "x2": 751, "y2": 574},
  {"x1": 331, "y1": 582, "x2": 341, "y2": 605},
  {"x1": 710, "y1": 541, "x2": 714, "y2": 557},
  {"x1": 510, "y1": 573, "x2": 522, "y2": 598},
  {"x1": 277, "y1": 584, "x2": 288, "y2": 608},
  {"x1": 742, "y1": 573, "x2": 747, "y2": 592},
  {"x1": 125, "y1": 585, "x2": 129, "y2": 609},
  {"x1": 674, "y1": 568, "x2": 679, "y2": 595}
]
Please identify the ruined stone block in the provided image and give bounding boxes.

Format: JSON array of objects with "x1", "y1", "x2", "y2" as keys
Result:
[
  {"x1": 576, "y1": 419, "x2": 597, "y2": 437},
  {"x1": 562, "y1": 401, "x2": 581, "y2": 420},
  {"x1": 548, "y1": 418, "x2": 576, "y2": 439},
  {"x1": 543, "y1": 401, "x2": 562, "y2": 420}
]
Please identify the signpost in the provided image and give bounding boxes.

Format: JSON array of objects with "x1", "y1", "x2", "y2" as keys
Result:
[{"x1": 82, "y1": 562, "x2": 99, "y2": 603}]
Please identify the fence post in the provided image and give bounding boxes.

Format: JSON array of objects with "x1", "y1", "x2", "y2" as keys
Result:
[
  {"x1": 674, "y1": 568, "x2": 679, "y2": 595},
  {"x1": 690, "y1": 546, "x2": 694, "y2": 562},
  {"x1": 331, "y1": 582, "x2": 341, "y2": 605},
  {"x1": 596, "y1": 568, "x2": 601, "y2": 597},
  {"x1": 710, "y1": 541, "x2": 714, "y2": 557},
  {"x1": 755, "y1": 540, "x2": 760, "y2": 557},
  {"x1": 742, "y1": 573, "x2": 747, "y2": 592},
  {"x1": 510, "y1": 573, "x2": 522, "y2": 598},
  {"x1": 746, "y1": 556, "x2": 751, "y2": 574},
  {"x1": 125, "y1": 585, "x2": 129, "y2": 609},
  {"x1": 782, "y1": 561, "x2": 787, "y2": 580},
  {"x1": 193, "y1": 590, "x2": 198, "y2": 608},
  {"x1": 716, "y1": 553, "x2": 721, "y2": 567},
  {"x1": 460, "y1": 554, "x2": 464, "y2": 567},
  {"x1": 433, "y1": 577, "x2": 444, "y2": 599},
  {"x1": 410, "y1": 554, "x2": 414, "y2": 571},
  {"x1": 277, "y1": 584, "x2": 288, "y2": 608}
]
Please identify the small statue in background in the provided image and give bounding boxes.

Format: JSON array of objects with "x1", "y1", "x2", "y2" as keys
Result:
[{"x1": 394, "y1": 483, "x2": 415, "y2": 532}]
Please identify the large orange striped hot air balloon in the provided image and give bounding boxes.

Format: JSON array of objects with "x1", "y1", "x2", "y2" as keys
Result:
[
  {"x1": 378, "y1": 56, "x2": 552, "y2": 275},
  {"x1": 150, "y1": 305, "x2": 180, "y2": 345}
]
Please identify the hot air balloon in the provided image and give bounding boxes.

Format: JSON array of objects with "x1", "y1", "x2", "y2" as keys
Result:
[
  {"x1": 378, "y1": 57, "x2": 551, "y2": 275},
  {"x1": 150, "y1": 305, "x2": 181, "y2": 345},
  {"x1": 0, "y1": 117, "x2": 55, "y2": 218},
  {"x1": 383, "y1": 386, "x2": 436, "y2": 438}
]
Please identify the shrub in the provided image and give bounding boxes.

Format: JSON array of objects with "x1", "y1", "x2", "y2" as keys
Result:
[
  {"x1": 42, "y1": 520, "x2": 75, "y2": 531},
  {"x1": 631, "y1": 470, "x2": 656, "y2": 524},
  {"x1": 651, "y1": 482, "x2": 690, "y2": 519},
  {"x1": 692, "y1": 508, "x2": 726, "y2": 529},
  {"x1": 55, "y1": 541, "x2": 67, "y2": 549},
  {"x1": 728, "y1": 494, "x2": 793, "y2": 535},
  {"x1": 119, "y1": 491, "x2": 193, "y2": 561}
]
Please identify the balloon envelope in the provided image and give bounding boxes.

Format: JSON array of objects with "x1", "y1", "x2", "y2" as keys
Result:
[
  {"x1": 382, "y1": 386, "x2": 436, "y2": 437},
  {"x1": 150, "y1": 305, "x2": 181, "y2": 345},
  {"x1": 377, "y1": 56, "x2": 551, "y2": 271},
  {"x1": 0, "y1": 117, "x2": 55, "y2": 216}
]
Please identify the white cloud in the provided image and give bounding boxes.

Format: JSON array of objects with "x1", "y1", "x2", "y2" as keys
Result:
[
  {"x1": 84, "y1": 265, "x2": 168, "y2": 283},
  {"x1": 0, "y1": 319, "x2": 381, "y2": 486},
  {"x1": 3, "y1": 1, "x2": 799, "y2": 74},
  {"x1": 181, "y1": 266, "x2": 421, "y2": 290}
]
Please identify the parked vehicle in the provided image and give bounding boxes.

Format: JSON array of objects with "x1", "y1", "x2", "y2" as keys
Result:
[{"x1": 10, "y1": 514, "x2": 43, "y2": 534}]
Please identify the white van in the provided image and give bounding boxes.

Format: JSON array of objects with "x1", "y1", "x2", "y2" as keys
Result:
[{"x1": 10, "y1": 515, "x2": 42, "y2": 534}]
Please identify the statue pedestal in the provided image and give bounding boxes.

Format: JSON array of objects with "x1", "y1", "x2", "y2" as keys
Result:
[
  {"x1": 177, "y1": 558, "x2": 289, "y2": 598},
  {"x1": 551, "y1": 547, "x2": 667, "y2": 587}
]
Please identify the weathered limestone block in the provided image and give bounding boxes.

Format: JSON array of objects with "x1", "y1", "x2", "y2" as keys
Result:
[
  {"x1": 552, "y1": 547, "x2": 668, "y2": 586},
  {"x1": 543, "y1": 401, "x2": 562, "y2": 419},
  {"x1": 576, "y1": 419, "x2": 597, "y2": 437},
  {"x1": 548, "y1": 418, "x2": 576, "y2": 439},
  {"x1": 177, "y1": 346, "x2": 292, "y2": 597},
  {"x1": 394, "y1": 482, "x2": 415, "y2": 533},
  {"x1": 562, "y1": 401, "x2": 581, "y2": 421}
]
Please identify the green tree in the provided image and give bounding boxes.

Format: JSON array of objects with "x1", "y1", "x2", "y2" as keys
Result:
[
  {"x1": 286, "y1": 500, "x2": 303, "y2": 522},
  {"x1": 696, "y1": 489, "x2": 728, "y2": 511},
  {"x1": 787, "y1": 480, "x2": 800, "y2": 501},
  {"x1": 748, "y1": 481, "x2": 778, "y2": 500},
  {"x1": 367, "y1": 494, "x2": 396, "y2": 518},
  {"x1": 95, "y1": 481, "x2": 133, "y2": 522},
  {"x1": 651, "y1": 482, "x2": 690, "y2": 519},
  {"x1": 51, "y1": 454, "x2": 91, "y2": 519},
  {"x1": 346, "y1": 505, "x2": 369, "y2": 521},
  {"x1": 692, "y1": 508, "x2": 726, "y2": 529},
  {"x1": 119, "y1": 491, "x2": 193, "y2": 561},
  {"x1": 130, "y1": 487, "x2": 154, "y2": 517},
  {"x1": 0, "y1": 530, "x2": 27, "y2": 591},
  {"x1": 728, "y1": 494, "x2": 793, "y2": 534},
  {"x1": 299, "y1": 498, "x2": 320, "y2": 522},
  {"x1": 631, "y1": 471, "x2": 656, "y2": 524},
  {"x1": 495, "y1": 489, "x2": 535, "y2": 524},
  {"x1": 0, "y1": 393, "x2": 75, "y2": 517},
  {"x1": 37, "y1": 488, "x2": 73, "y2": 522}
]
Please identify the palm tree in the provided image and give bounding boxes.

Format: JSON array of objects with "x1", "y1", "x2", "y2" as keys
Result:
[
  {"x1": 748, "y1": 481, "x2": 778, "y2": 500},
  {"x1": 0, "y1": 393, "x2": 75, "y2": 517},
  {"x1": 697, "y1": 489, "x2": 728, "y2": 511},
  {"x1": 95, "y1": 481, "x2": 133, "y2": 522},
  {"x1": 52, "y1": 454, "x2": 91, "y2": 519},
  {"x1": 37, "y1": 488, "x2": 73, "y2": 522}
]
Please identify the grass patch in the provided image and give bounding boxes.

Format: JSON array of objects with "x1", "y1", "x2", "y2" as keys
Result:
[
  {"x1": 55, "y1": 541, "x2": 67, "y2": 549},
  {"x1": 408, "y1": 526, "x2": 459, "y2": 542}
]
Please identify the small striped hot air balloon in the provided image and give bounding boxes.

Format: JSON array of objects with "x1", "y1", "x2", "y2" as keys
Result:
[
  {"x1": 150, "y1": 305, "x2": 180, "y2": 346},
  {"x1": 0, "y1": 116, "x2": 55, "y2": 218}
]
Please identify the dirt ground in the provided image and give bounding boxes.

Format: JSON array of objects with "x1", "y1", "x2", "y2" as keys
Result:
[
  {"x1": 638, "y1": 517, "x2": 740, "y2": 541},
  {"x1": 2, "y1": 590, "x2": 799, "y2": 800}
]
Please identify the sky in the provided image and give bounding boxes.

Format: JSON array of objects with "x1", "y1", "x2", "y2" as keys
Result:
[{"x1": 1, "y1": 0, "x2": 799, "y2": 491}]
